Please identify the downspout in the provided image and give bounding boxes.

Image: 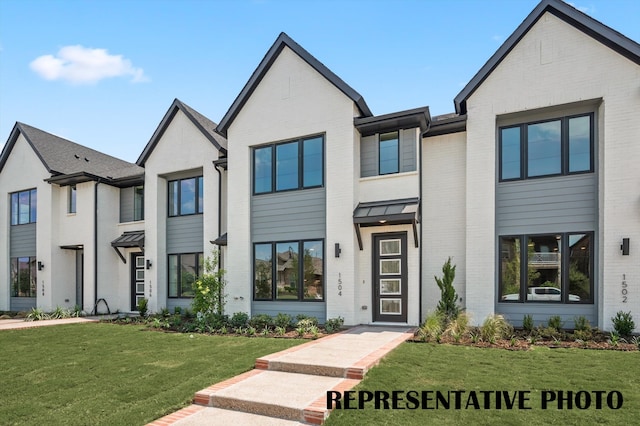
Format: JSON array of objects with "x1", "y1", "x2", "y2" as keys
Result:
[
  {"x1": 93, "y1": 179, "x2": 101, "y2": 313},
  {"x1": 213, "y1": 159, "x2": 224, "y2": 313},
  {"x1": 213, "y1": 162, "x2": 223, "y2": 269},
  {"x1": 419, "y1": 121, "x2": 430, "y2": 324}
]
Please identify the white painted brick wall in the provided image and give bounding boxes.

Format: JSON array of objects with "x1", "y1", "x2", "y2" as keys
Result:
[
  {"x1": 422, "y1": 132, "x2": 467, "y2": 321},
  {"x1": 466, "y1": 12, "x2": 640, "y2": 330},
  {"x1": 226, "y1": 47, "x2": 359, "y2": 323}
]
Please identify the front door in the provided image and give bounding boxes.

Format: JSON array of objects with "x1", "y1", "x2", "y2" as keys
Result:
[
  {"x1": 131, "y1": 253, "x2": 145, "y2": 311},
  {"x1": 373, "y1": 233, "x2": 407, "y2": 323}
]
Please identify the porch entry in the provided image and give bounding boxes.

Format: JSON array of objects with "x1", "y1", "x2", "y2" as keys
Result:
[
  {"x1": 131, "y1": 253, "x2": 145, "y2": 311},
  {"x1": 372, "y1": 232, "x2": 407, "y2": 323}
]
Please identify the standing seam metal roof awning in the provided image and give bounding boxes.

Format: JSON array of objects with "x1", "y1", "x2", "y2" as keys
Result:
[
  {"x1": 111, "y1": 230, "x2": 144, "y2": 263},
  {"x1": 353, "y1": 198, "x2": 420, "y2": 250}
]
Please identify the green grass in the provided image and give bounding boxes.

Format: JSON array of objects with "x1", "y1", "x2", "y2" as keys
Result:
[
  {"x1": 326, "y1": 343, "x2": 639, "y2": 425},
  {"x1": 0, "y1": 323, "x2": 302, "y2": 425}
]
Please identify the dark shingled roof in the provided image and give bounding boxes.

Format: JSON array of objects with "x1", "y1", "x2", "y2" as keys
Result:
[
  {"x1": 137, "y1": 98, "x2": 227, "y2": 166},
  {"x1": 217, "y1": 32, "x2": 372, "y2": 136},
  {"x1": 454, "y1": 0, "x2": 640, "y2": 114},
  {"x1": 0, "y1": 122, "x2": 143, "y2": 184}
]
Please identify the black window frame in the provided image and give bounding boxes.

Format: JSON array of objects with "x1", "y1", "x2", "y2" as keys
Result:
[
  {"x1": 498, "y1": 232, "x2": 594, "y2": 304},
  {"x1": 378, "y1": 131, "x2": 400, "y2": 175},
  {"x1": 68, "y1": 185, "x2": 77, "y2": 214},
  {"x1": 168, "y1": 176, "x2": 203, "y2": 217},
  {"x1": 133, "y1": 185, "x2": 144, "y2": 221},
  {"x1": 252, "y1": 239, "x2": 325, "y2": 302},
  {"x1": 252, "y1": 134, "x2": 325, "y2": 195},
  {"x1": 499, "y1": 113, "x2": 594, "y2": 182},
  {"x1": 167, "y1": 252, "x2": 203, "y2": 298},
  {"x1": 10, "y1": 256, "x2": 37, "y2": 297},
  {"x1": 10, "y1": 188, "x2": 37, "y2": 225}
]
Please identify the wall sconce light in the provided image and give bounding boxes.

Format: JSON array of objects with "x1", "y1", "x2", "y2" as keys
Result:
[
  {"x1": 335, "y1": 243, "x2": 341, "y2": 258},
  {"x1": 621, "y1": 238, "x2": 630, "y2": 256},
  {"x1": 37, "y1": 261, "x2": 44, "y2": 271},
  {"x1": 146, "y1": 259, "x2": 153, "y2": 269}
]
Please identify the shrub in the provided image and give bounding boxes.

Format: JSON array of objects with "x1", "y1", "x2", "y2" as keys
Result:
[
  {"x1": 249, "y1": 314, "x2": 274, "y2": 330},
  {"x1": 480, "y1": 314, "x2": 513, "y2": 344},
  {"x1": 192, "y1": 252, "x2": 226, "y2": 318},
  {"x1": 573, "y1": 329, "x2": 592, "y2": 341},
  {"x1": 274, "y1": 313, "x2": 293, "y2": 329},
  {"x1": 137, "y1": 298, "x2": 148, "y2": 317},
  {"x1": 446, "y1": 312, "x2": 470, "y2": 342},
  {"x1": 522, "y1": 314, "x2": 534, "y2": 332},
  {"x1": 229, "y1": 312, "x2": 249, "y2": 328},
  {"x1": 611, "y1": 311, "x2": 635, "y2": 336},
  {"x1": 547, "y1": 315, "x2": 563, "y2": 331},
  {"x1": 324, "y1": 316, "x2": 344, "y2": 333},
  {"x1": 418, "y1": 311, "x2": 444, "y2": 343},
  {"x1": 296, "y1": 318, "x2": 317, "y2": 336},
  {"x1": 434, "y1": 257, "x2": 460, "y2": 322},
  {"x1": 160, "y1": 307, "x2": 170, "y2": 317},
  {"x1": 26, "y1": 307, "x2": 48, "y2": 321},
  {"x1": 173, "y1": 306, "x2": 182, "y2": 315},
  {"x1": 573, "y1": 315, "x2": 591, "y2": 332},
  {"x1": 296, "y1": 314, "x2": 318, "y2": 326}
]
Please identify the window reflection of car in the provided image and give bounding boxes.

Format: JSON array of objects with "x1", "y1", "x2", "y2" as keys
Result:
[{"x1": 501, "y1": 287, "x2": 580, "y2": 302}]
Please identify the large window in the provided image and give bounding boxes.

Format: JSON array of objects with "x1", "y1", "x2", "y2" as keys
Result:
[
  {"x1": 168, "y1": 176, "x2": 203, "y2": 216},
  {"x1": 379, "y1": 131, "x2": 399, "y2": 175},
  {"x1": 499, "y1": 233, "x2": 593, "y2": 303},
  {"x1": 499, "y1": 113, "x2": 593, "y2": 181},
  {"x1": 10, "y1": 257, "x2": 36, "y2": 297},
  {"x1": 10, "y1": 189, "x2": 37, "y2": 225},
  {"x1": 253, "y1": 240, "x2": 324, "y2": 301},
  {"x1": 253, "y1": 135, "x2": 324, "y2": 194},
  {"x1": 168, "y1": 253, "x2": 203, "y2": 298}
]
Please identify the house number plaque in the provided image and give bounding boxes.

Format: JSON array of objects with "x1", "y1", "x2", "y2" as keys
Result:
[
  {"x1": 621, "y1": 274, "x2": 627, "y2": 303},
  {"x1": 338, "y1": 273, "x2": 343, "y2": 296}
]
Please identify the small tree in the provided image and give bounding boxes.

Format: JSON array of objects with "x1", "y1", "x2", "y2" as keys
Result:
[
  {"x1": 192, "y1": 251, "x2": 226, "y2": 318},
  {"x1": 435, "y1": 257, "x2": 460, "y2": 322}
]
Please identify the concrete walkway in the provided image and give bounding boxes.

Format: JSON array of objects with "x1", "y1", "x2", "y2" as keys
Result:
[
  {"x1": 148, "y1": 326, "x2": 415, "y2": 425},
  {"x1": 0, "y1": 316, "x2": 102, "y2": 330}
]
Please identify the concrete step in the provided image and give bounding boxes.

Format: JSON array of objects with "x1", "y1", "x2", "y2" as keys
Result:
[
  {"x1": 256, "y1": 326, "x2": 415, "y2": 379},
  {"x1": 170, "y1": 406, "x2": 305, "y2": 426},
  {"x1": 194, "y1": 369, "x2": 359, "y2": 424}
]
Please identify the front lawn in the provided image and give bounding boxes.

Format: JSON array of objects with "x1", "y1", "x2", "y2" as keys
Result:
[
  {"x1": 326, "y1": 343, "x2": 639, "y2": 425},
  {"x1": 0, "y1": 323, "x2": 302, "y2": 425}
]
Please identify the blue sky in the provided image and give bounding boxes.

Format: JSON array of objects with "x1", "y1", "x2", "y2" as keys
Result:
[{"x1": 1, "y1": 0, "x2": 639, "y2": 163}]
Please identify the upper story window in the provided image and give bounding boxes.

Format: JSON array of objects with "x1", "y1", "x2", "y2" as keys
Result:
[
  {"x1": 253, "y1": 135, "x2": 324, "y2": 195},
  {"x1": 10, "y1": 189, "x2": 37, "y2": 225},
  {"x1": 168, "y1": 176, "x2": 203, "y2": 216},
  {"x1": 133, "y1": 185, "x2": 144, "y2": 221},
  {"x1": 379, "y1": 131, "x2": 399, "y2": 175},
  {"x1": 68, "y1": 185, "x2": 77, "y2": 214},
  {"x1": 499, "y1": 113, "x2": 593, "y2": 181},
  {"x1": 360, "y1": 129, "x2": 416, "y2": 178}
]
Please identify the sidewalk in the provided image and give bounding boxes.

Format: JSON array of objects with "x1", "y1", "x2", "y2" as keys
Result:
[
  {"x1": 0, "y1": 316, "x2": 102, "y2": 330},
  {"x1": 148, "y1": 325, "x2": 415, "y2": 425}
]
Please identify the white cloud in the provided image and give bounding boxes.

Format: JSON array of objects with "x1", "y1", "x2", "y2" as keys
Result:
[
  {"x1": 492, "y1": 35, "x2": 504, "y2": 43},
  {"x1": 30, "y1": 45, "x2": 149, "y2": 84}
]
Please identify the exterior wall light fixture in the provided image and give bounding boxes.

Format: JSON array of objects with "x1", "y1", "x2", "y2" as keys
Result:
[
  {"x1": 146, "y1": 259, "x2": 153, "y2": 269},
  {"x1": 37, "y1": 261, "x2": 44, "y2": 271},
  {"x1": 621, "y1": 238, "x2": 630, "y2": 256}
]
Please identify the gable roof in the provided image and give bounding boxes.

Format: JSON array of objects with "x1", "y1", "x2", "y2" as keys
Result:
[
  {"x1": 136, "y1": 98, "x2": 227, "y2": 166},
  {"x1": 454, "y1": 0, "x2": 640, "y2": 115},
  {"x1": 0, "y1": 122, "x2": 144, "y2": 186},
  {"x1": 217, "y1": 32, "x2": 372, "y2": 137}
]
